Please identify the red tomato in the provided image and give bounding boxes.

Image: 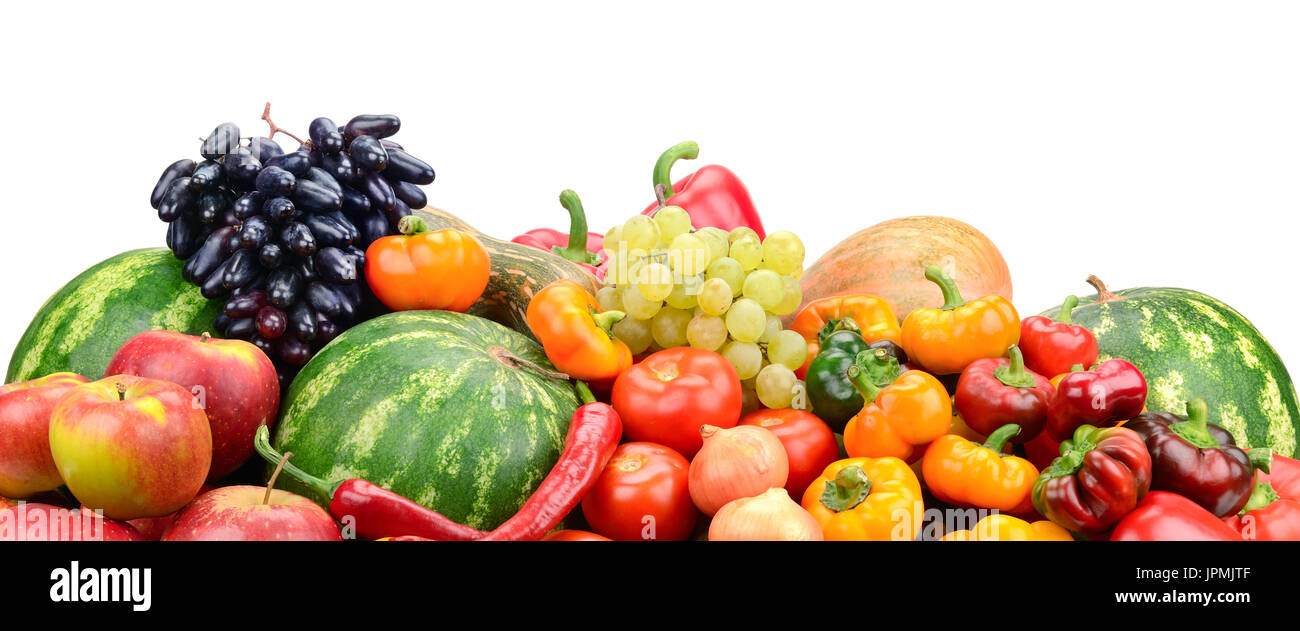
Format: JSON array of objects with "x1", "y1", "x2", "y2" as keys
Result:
[
  {"x1": 740, "y1": 409, "x2": 839, "y2": 499},
  {"x1": 542, "y1": 529, "x2": 612, "y2": 541},
  {"x1": 612, "y1": 348, "x2": 742, "y2": 458},
  {"x1": 581, "y1": 442, "x2": 697, "y2": 541}
]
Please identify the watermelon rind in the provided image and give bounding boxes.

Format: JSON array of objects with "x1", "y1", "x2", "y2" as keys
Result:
[
  {"x1": 272, "y1": 310, "x2": 580, "y2": 530},
  {"x1": 1041, "y1": 286, "x2": 1298, "y2": 457},
  {"x1": 7, "y1": 248, "x2": 220, "y2": 384}
]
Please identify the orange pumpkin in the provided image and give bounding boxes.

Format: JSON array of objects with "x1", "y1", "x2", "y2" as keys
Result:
[{"x1": 794, "y1": 216, "x2": 1012, "y2": 323}]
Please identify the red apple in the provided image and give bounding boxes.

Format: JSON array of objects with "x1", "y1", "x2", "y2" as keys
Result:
[
  {"x1": 0, "y1": 372, "x2": 90, "y2": 497},
  {"x1": 161, "y1": 486, "x2": 342, "y2": 541},
  {"x1": 49, "y1": 375, "x2": 211, "y2": 520},
  {"x1": 125, "y1": 483, "x2": 216, "y2": 540},
  {"x1": 0, "y1": 503, "x2": 144, "y2": 541},
  {"x1": 106, "y1": 330, "x2": 279, "y2": 481}
]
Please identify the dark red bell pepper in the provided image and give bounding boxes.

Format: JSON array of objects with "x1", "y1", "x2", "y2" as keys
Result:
[
  {"x1": 1046, "y1": 359, "x2": 1147, "y2": 442},
  {"x1": 1018, "y1": 295, "x2": 1099, "y2": 378},
  {"x1": 1032, "y1": 424, "x2": 1153, "y2": 534},
  {"x1": 1259, "y1": 453, "x2": 1300, "y2": 501},
  {"x1": 512, "y1": 190, "x2": 608, "y2": 281},
  {"x1": 1223, "y1": 482, "x2": 1300, "y2": 541},
  {"x1": 640, "y1": 141, "x2": 765, "y2": 238},
  {"x1": 953, "y1": 345, "x2": 1053, "y2": 442},
  {"x1": 1111, "y1": 491, "x2": 1242, "y2": 541},
  {"x1": 1126, "y1": 398, "x2": 1271, "y2": 517}
]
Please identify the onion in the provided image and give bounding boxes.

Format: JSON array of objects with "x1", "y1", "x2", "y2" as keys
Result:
[
  {"x1": 708, "y1": 487, "x2": 823, "y2": 541},
  {"x1": 688, "y1": 424, "x2": 788, "y2": 516}
]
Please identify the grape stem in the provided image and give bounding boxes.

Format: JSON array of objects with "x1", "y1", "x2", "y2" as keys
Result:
[{"x1": 261, "y1": 102, "x2": 308, "y2": 146}]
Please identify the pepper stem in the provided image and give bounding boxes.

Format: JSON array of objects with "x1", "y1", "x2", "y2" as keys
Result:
[
  {"x1": 1086, "y1": 275, "x2": 1122, "y2": 304},
  {"x1": 983, "y1": 424, "x2": 1023, "y2": 453},
  {"x1": 590, "y1": 307, "x2": 626, "y2": 334},
  {"x1": 1247, "y1": 447, "x2": 1273, "y2": 474},
  {"x1": 575, "y1": 381, "x2": 597, "y2": 405},
  {"x1": 551, "y1": 190, "x2": 601, "y2": 265},
  {"x1": 398, "y1": 215, "x2": 432, "y2": 236},
  {"x1": 651, "y1": 141, "x2": 700, "y2": 198},
  {"x1": 817, "y1": 317, "x2": 860, "y2": 347},
  {"x1": 993, "y1": 345, "x2": 1038, "y2": 389},
  {"x1": 253, "y1": 425, "x2": 335, "y2": 499},
  {"x1": 820, "y1": 465, "x2": 872, "y2": 512},
  {"x1": 1057, "y1": 295, "x2": 1080, "y2": 324},
  {"x1": 924, "y1": 265, "x2": 966, "y2": 310},
  {"x1": 1167, "y1": 398, "x2": 1221, "y2": 450},
  {"x1": 845, "y1": 348, "x2": 900, "y2": 403},
  {"x1": 1241, "y1": 481, "x2": 1280, "y2": 514}
]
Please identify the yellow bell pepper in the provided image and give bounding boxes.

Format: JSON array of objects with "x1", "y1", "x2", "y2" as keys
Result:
[
  {"x1": 801, "y1": 457, "x2": 924, "y2": 541},
  {"x1": 939, "y1": 514, "x2": 1073, "y2": 541},
  {"x1": 899, "y1": 265, "x2": 1020, "y2": 375}
]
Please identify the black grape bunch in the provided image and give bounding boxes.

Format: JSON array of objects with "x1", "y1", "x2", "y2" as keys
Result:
[{"x1": 149, "y1": 104, "x2": 436, "y2": 386}]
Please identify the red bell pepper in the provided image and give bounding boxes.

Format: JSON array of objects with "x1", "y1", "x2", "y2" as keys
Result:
[
  {"x1": 1018, "y1": 295, "x2": 1099, "y2": 378},
  {"x1": 1259, "y1": 453, "x2": 1300, "y2": 501},
  {"x1": 953, "y1": 345, "x2": 1054, "y2": 442},
  {"x1": 1046, "y1": 359, "x2": 1147, "y2": 442},
  {"x1": 1111, "y1": 491, "x2": 1242, "y2": 541},
  {"x1": 1126, "y1": 398, "x2": 1271, "y2": 517},
  {"x1": 1223, "y1": 482, "x2": 1300, "y2": 541},
  {"x1": 1032, "y1": 424, "x2": 1152, "y2": 534},
  {"x1": 640, "y1": 141, "x2": 765, "y2": 238},
  {"x1": 512, "y1": 190, "x2": 608, "y2": 281}
]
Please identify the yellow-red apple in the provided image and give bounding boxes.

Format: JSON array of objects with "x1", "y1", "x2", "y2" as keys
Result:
[
  {"x1": 49, "y1": 375, "x2": 211, "y2": 520},
  {"x1": 0, "y1": 372, "x2": 89, "y2": 497}
]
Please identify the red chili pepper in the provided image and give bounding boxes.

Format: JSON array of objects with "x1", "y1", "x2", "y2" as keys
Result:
[
  {"x1": 1110, "y1": 491, "x2": 1242, "y2": 541},
  {"x1": 639, "y1": 141, "x2": 765, "y2": 238},
  {"x1": 953, "y1": 345, "x2": 1054, "y2": 442},
  {"x1": 477, "y1": 385, "x2": 622, "y2": 540},
  {"x1": 1018, "y1": 295, "x2": 1099, "y2": 378},
  {"x1": 253, "y1": 381, "x2": 622, "y2": 541},
  {"x1": 1222, "y1": 481, "x2": 1300, "y2": 541},
  {"x1": 512, "y1": 190, "x2": 608, "y2": 281},
  {"x1": 1045, "y1": 359, "x2": 1147, "y2": 442},
  {"x1": 1259, "y1": 453, "x2": 1300, "y2": 501},
  {"x1": 1032, "y1": 424, "x2": 1153, "y2": 534},
  {"x1": 254, "y1": 427, "x2": 486, "y2": 541},
  {"x1": 1126, "y1": 398, "x2": 1272, "y2": 517}
]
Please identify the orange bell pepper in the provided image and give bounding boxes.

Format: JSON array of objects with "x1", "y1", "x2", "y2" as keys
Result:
[
  {"x1": 922, "y1": 424, "x2": 1039, "y2": 513},
  {"x1": 526, "y1": 280, "x2": 632, "y2": 382},
  {"x1": 899, "y1": 265, "x2": 1020, "y2": 375},
  {"x1": 790, "y1": 294, "x2": 901, "y2": 377},
  {"x1": 364, "y1": 216, "x2": 491, "y2": 312},
  {"x1": 842, "y1": 348, "x2": 951, "y2": 462},
  {"x1": 801, "y1": 457, "x2": 924, "y2": 541},
  {"x1": 939, "y1": 514, "x2": 1072, "y2": 541}
]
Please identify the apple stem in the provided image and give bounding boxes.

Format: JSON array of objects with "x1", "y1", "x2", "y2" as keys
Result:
[
  {"x1": 200, "y1": 332, "x2": 212, "y2": 343},
  {"x1": 115, "y1": 382, "x2": 126, "y2": 401},
  {"x1": 264, "y1": 450, "x2": 293, "y2": 505}
]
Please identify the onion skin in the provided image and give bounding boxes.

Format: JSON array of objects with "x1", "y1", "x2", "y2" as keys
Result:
[
  {"x1": 688, "y1": 425, "x2": 789, "y2": 516},
  {"x1": 708, "y1": 488, "x2": 823, "y2": 541}
]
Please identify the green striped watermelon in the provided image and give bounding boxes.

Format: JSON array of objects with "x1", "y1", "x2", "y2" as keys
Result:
[
  {"x1": 272, "y1": 310, "x2": 580, "y2": 530},
  {"x1": 7, "y1": 248, "x2": 221, "y2": 383},
  {"x1": 1040, "y1": 277, "x2": 1298, "y2": 457}
]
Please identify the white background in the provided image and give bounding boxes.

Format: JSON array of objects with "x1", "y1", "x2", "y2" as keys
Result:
[{"x1": 2, "y1": 1, "x2": 1298, "y2": 372}]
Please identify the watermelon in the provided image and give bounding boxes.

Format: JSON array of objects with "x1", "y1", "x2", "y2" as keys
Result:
[
  {"x1": 272, "y1": 310, "x2": 579, "y2": 530},
  {"x1": 7, "y1": 248, "x2": 221, "y2": 384},
  {"x1": 1040, "y1": 277, "x2": 1298, "y2": 457}
]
